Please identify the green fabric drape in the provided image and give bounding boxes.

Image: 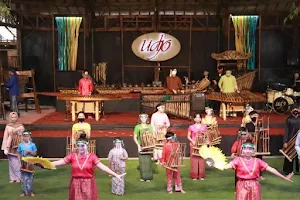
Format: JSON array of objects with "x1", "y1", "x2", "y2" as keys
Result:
[{"x1": 232, "y1": 16, "x2": 258, "y2": 70}]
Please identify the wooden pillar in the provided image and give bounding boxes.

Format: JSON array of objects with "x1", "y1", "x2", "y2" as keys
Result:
[
  {"x1": 188, "y1": 16, "x2": 192, "y2": 79},
  {"x1": 121, "y1": 17, "x2": 124, "y2": 83},
  {"x1": 17, "y1": 29, "x2": 22, "y2": 68},
  {"x1": 227, "y1": 15, "x2": 231, "y2": 50},
  {"x1": 154, "y1": 62, "x2": 160, "y2": 81},
  {"x1": 84, "y1": 15, "x2": 86, "y2": 70},
  {"x1": 258, "y1": 15, "x2": 262, "y2": 81},
  {"x1": 52, "y1": 15, "x2": 56, "y2": 91}
]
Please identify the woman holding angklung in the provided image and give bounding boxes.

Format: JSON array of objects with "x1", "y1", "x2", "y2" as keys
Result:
[
  {"x1": 187, "y1": 113, "x2": 209, "y2": 180},
  {"x1": 1, "y1": 112, "x2": 25, "y2": 183},
  {"x1": 51, "y1": 134, "x2": 125, "y2": 200},
  {"x1": 221, "y1": 140, "x2": 294, "y2": 200},
  {"x1": 133, "y1": 113, "x2": 154, "y2": 182},
  {"x1": 151, "y1": 104, "x2": 170, "y2": 164}
]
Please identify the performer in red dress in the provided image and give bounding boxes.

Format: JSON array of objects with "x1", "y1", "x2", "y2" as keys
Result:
[
  {"x1": 160, "y1": 132, "x2": 185, "y2": 194},
  {"x1": 223, "y1": 140, "x2": 293, "y2": 200},
  {"x1": 52, "y1": 134, "x2": 125, "y2": 200},
  {"x1": 78, "y1": 70, "x2": 94, "y2": 96}
]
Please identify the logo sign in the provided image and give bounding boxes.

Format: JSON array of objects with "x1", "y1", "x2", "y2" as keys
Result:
[{"x1": 131, "y1": 32, "x2": 181, "y2": 62}]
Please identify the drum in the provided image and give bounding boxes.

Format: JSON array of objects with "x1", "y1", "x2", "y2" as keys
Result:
[
  {"x1": 273, "y1": 96, "x2": 294, "y2": 114},
  {"x1": 21, "y1": 160, "x2": 34, "y2": 173},
  {"x1": 294, "y1": 92, "x2": 300, "y2": 97},
  {"x1": 285, "y1": 88, "x2": 294, "y2": 96},
  {"x1": 267, "y1": 90, "x2": 283, "y2": 103}
]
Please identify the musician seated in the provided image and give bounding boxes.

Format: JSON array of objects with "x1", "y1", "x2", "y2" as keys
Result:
[
  {"x1": 166, "y1": 69, "x2": 183, "y2": 94},
  {"x1": 202, "y1": 107, "x2": 217, "y2": 128},
  {"x1": 218, "y1": 70, "x2": 239, "y2": 93},
  {"x1": 78, "y1": 70, "x2": 94, "y2": 96}
]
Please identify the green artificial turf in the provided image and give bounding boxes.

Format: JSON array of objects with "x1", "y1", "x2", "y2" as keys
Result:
[{"x1": 0, "y1": 158, "x2": 299, "y2": 200}]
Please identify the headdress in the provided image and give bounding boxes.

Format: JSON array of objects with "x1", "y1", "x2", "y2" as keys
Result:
[
  {"x1": 113, "y1": 138, "x2": 124, "y2": 146},
  {"x1": 22, "y1": 130, "x2": 31, "y2": 135},
  {"x1": 245, "y1": 105, "x2": 254, "y2": 112},
  {"x1": 241, "y1": 143, "x2": 255, "y2": 149},
  {"x1": 238, "y1": 130, "x2": 247, "y2": 135},
  {"x1": 165, "y1": 132, "x2": 176, "y2": 140},
  {"x1": 76, "y1": 134, "x2": 89, "y2": 145},
  {"x1": 139, "y1": 113, "x2": 148, "y2": 118}
]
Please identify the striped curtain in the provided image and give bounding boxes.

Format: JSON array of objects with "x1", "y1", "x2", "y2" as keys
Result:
[
  {"x1": 232, "y1": 16, "x2": 258, "y2": 70},
  {"x1": 56, "y1": 17, "x2": 82, "y2": 71}
]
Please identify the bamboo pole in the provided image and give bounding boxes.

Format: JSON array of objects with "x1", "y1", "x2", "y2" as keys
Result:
[
  {"x1": 258, "y1": 15, "x2": 262, "y2": 81},
  {"x1": 52, "y1": 15, "x2": 56, "y2": 91},
  {"x1": 188, "y1": 16, "x2": 192, "y2": 80},
  {"x1": 228, "y1": 15, "x2": 231, "y2": 50},
  {"x1": 121, "y1": 17, "x2": 124, "y2": 83}
]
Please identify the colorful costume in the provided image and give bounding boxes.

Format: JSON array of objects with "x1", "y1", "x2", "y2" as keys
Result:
[
  {"x1": 188, "y1": 124, "x2": 207, "y2": 179},
  {"x1": 151, "y1": 112, "x2": 170, "y2": 161},
  {"x1": 108, "y1": 139, "x2": 128, "y2": 195},
  {"x1": 218, "y1": 74, "x2": 237, "y2": 93},
  {"x1": 1, "y1": 112, "x2": 24, "y2": 182},
  {"x1": 64, "y1": 152, "x2": 100, "y2": 200},
  {"x1": 78, "y1": 78, "x2": 94, "y2": 96},
  {"x1": 231, "y1": 157, "x2": 268, "y2": 200},
  {"x1": 133, "y1": 123, "x2": 154, "y2": 181},
  {"x1": 17, "y1": 139, "x2": 37, "y2": 196},
  {"x1": 161, "y1": 140, "x2": 183, "y2": 192}
]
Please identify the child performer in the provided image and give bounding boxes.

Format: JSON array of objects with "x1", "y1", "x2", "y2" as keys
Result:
[
  {"x1": 108, "y1": 137, "x2": 128, "y2": 196},
  {"x1": 187, "y1": 113, "x2": 208, "y2": 180},
  {"x1": 231, "y1": 127, "x2": 253, "y2": 188},
  {"x1": 160, "y1": 132, "x2": 185, "y2": 194},
  {"x1": 151, "y1": 104, "x2": 170, "y2": 164},
  {"x1": 241, "y1": 105, "x2": 254, "y2": 127},
  {"x1": 51, "y1": 134, "x2": 125, "y2": 200},
  {"x1": 223, "y1": 140, "x2": 293, "y2": 200},
  {"x1": 17, "y1": 130, "x2": 37, "y2": 197},
  {"x1": 133, "y1": 113, "x2": 154, "y2": 182}
]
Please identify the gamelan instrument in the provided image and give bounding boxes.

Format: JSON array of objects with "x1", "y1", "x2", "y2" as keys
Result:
[
  {"x1": 192, "y1": 132, "x2": 211, "y2": 156},
  {"x1": 21, "y1": 160, "x2": 34, "y2": 173},
  {"x1": 7, "y1": 134, "x2": 22, "y2": 156},
  {"x1": 139, "y1": 128, "x2": 156, "y2": 154},
  {"x1": 254, "y1": 117, "x2": 270, "y2": 156},
  {"x1": 155, "y1": 126, "x2": 167, "y2": 148},
  {"x1": 205, "y1": 91, "x2": 266, "y2": 104},
  {"x1": 57, "y1": 94, "x2": 122, "y2": 121},
  {"x1": 279, "y1": 133, "x2": 298, "y2": 162},
  {"x1": 163, "y1": 143, "x2": 186, "y2": 172},
  {"x1": 66, "y1": 136, "x2": 96, "y2": 155},
  {"x1": 141, "y1": 94, "x2": 191, "y2": 119}
]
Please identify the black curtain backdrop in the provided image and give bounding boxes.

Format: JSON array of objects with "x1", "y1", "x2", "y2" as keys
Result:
[{"x1": 21, "y1": 28, "x2": 295, "y2": 101}]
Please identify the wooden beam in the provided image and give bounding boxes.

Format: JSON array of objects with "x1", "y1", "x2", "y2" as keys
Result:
[
  {"x1": 52, "y1": 14, "x2": 56, "y2": 92},
  {"x1": 258, "y1": 15, "x2": 262, "y2": 81}
]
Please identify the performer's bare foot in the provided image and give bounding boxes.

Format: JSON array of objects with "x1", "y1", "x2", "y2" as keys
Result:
[
  {"x1": 146, "y1": 180, "x2": 151, "y2": 182},
  {"x1": 192, "y1": 178, "x2": 197, "y2": 181},
  {"x1": 30, "y1": 193, "x2": 35, "y2": 197},
  {"x1": 140, "y1": 179, "x2": 144, "y2": 182},
  {"x1": 200, "y1": 178, "x2": 205, "y2": 181},
  {"x1": 168, "y1": 191, "x2": 173, "y2": 194},
  {"x1": 9, "y1": 180, "x2": 13, "y2": 183},
  {"x1": 259, "y1": 176, "x2": 265, "y2": 180},
  {"x1": 20, "y1": 193, "x2": 25, "y2": 197},
  {"x1": 180, "y1": 190, "x2": 186, "y2": 194},
  {"x1": 16, "y1": 180, "x2": 20, "y2": 183}
]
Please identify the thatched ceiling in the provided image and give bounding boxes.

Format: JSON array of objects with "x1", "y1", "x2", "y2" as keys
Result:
[{"x1": 6, "y1": 0, "x2": 297, "y2": 16}]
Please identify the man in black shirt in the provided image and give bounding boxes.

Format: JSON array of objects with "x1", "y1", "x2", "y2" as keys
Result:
[
  {"x1": 283, "y1": 107, "x2": 300, "y2": 174},
  {"x1": 246, "y1": 111, "x2": 264, "y2": 179}
]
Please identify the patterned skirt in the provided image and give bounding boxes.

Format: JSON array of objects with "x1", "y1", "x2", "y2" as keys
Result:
[
  {"x1": 236, "y1": 180, "x2": 261, "y2": 200},
  {"x1": 138, "y1": 154, "x2": 153, "y2": 181},
  {"x1": 69, "y1": 177, "x2": 98, "y2": 200}
]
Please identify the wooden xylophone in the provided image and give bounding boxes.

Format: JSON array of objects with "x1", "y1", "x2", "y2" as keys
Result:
[
  {"x1": 57, "y1": 94, "x2": 122, "y2": 101},
  {"x1": 205, "y1": 91, "x2": 266, "y2": 104},
  {"x1": 141, "y1": 94, "x2": 191, "y2": 119}
]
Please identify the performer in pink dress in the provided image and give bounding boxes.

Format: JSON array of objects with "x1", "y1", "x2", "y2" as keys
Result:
[
  {"x1": 187, "y1": 113, "x2": 208, "y2": 180},
  {"x1": 223, "y1": 140, "x2": 293, "y2": 200},
  {"x1": 160, "y1": 132, "x2": 185, "y2": 194},
  {"x1": 151, "y1": 104, "x2": 170, "y2": 163},
  {"x1": 52, "y1": 134, "x2": 125, "y2": 200}
]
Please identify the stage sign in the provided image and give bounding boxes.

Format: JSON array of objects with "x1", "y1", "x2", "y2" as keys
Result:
[{"x1": 131, "y1": 32, "x2": 181, "y2": 62}]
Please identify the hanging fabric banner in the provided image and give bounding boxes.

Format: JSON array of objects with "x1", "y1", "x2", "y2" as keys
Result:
[
  {"x1": 55, "y1": 17, "x2": 82, "y2": 71},
  {"x1": 232, "y1": 16, "x2": 258, "y2": 70}
]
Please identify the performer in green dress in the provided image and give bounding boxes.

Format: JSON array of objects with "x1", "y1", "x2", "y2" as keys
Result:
[{"x1": 133, "y1": 113, "x2": 154, "y2": 182}]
